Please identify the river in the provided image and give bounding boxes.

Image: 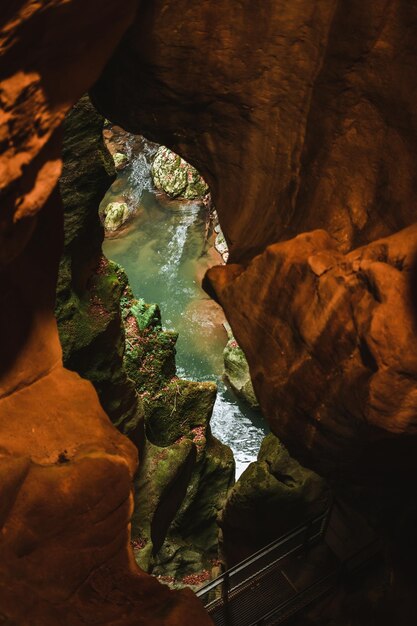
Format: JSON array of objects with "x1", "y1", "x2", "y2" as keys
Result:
[{"x1": 101, "y1": 142, "x2": 268, "y2": 478}]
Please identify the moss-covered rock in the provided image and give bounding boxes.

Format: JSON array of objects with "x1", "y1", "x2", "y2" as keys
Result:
[
  {"x1": 144, "y1": 379, "x2": 217, "y2": 447},
  {"x1": 219, "y1": 433, "x2": 330, "y2": 566},
  {"x1": 57, "y1": 97, "x2": 235, "y2": 589},
  {"x1": 152, "y1": 146, "x2": 209, "y2": 200},
  {"x1": 223, "y1": 324, "x2": 259, "y2": 409},
  {"x1": 101, "y1": 200, "x2": 130, "y2": 232},
  {"x1": 132, "y1": 406, "x2": 235, "y2": 586},
  {"x1": 57, "y1": 96, "x2": 140, "y2": 434}
]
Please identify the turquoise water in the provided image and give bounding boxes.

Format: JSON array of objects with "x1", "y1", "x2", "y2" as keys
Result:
[{"x1": 102, "y1": 154, "x2": 267, "y2": 478}]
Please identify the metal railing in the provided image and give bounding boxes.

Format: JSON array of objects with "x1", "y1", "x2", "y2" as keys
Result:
[
  {"x1": 196, "y1": 510, "x2": 330, "y2": 624},
  {"x1": 197, "y1": 504, "x2": 380, "y2": 626}
]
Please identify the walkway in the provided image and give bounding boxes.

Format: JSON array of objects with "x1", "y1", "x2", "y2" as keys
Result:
[{"x1": 196, "y1": 501, "x2": 379, "y2": 625}]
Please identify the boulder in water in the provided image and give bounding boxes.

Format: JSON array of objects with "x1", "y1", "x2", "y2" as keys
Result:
[
  {"x1": 152, "y1": 146, "x2": 208, "y2": 200},
  {"x1": 102, "y1": 200, "x2": 130, "y2": 232}
]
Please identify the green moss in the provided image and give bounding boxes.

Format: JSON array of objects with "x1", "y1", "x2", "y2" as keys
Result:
[
  {"x1": 151, "y1": 146, "x2": 208, "y2": 200},
  {"x1": 131, "y1": 299, "x2": 161, "y2": 331},
  {"x1": 56, "y1": 98, "x2": 235, "y2": 585},
  {"x1": 219, "y1": 433, "x2": 330, "y2": 563},
  {"x1": 143, "y1": 378, "x2": 217, "y2": 447}
]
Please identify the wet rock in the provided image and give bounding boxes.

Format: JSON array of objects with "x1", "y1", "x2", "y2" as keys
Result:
[
  {"x1": 152, "y1": 146, "x2": 208, "y2": 200},
  {"x1": 113, "y1": 151, "x2": 129, "y2": 170},
  {"x1": 223, "y1": 323, "x2": 258, "y2": 409},
  {"x1": 214, "y1": 230, "x2": 229, "y2": 264},
  {"x1": 102, "y1": 200, "x2": 130, "y2": 231},
  {"x1": 219, "y1": 433, "x2": 330, "y2": 566},
  {"x1": 57, "y1": 96, "x2": 139, "y2": 434},
  {"x1": 118, "y1": 271, "x2": 235, "y2": 584}
]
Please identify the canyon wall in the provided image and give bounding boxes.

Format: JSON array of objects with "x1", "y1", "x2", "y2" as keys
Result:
[
  {"x1": 92, "y1": 0, "x2": 417, "y2": 552},
  {"x1": 91, "y1": 2, "x2": 417, "y2": 621},
  {"x1": 92, "y1": 0, "x2": 417, "y2": 261},
  {"x1": 0, "y1": 3, "x2": 212, "y2": 625},
  {"x1": 3, "y1": 0, "x2": 417, "y2": 623}
]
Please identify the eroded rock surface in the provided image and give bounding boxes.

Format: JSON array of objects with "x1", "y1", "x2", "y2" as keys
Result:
[
  {"x1": 57, "y1": 96, "x2": 234, "y2": 589},
  {"x1": 152, "y1": 146, "x2": 208, "y2": 200},
  {"x1": 4, "y1": 0, "x2": 417, "y2": 623},
  {"x1": 0, "y1": 3, "x2": 213, "y2": 623},
  {"x1": 223, "y1": 324, "x2": 259, "y2": 409},
  {"x1": 207, "y1": 226, "x2": 417, "y2": 483},
  {"x1": 220, "y1": 433, "x2": 330, "y2": 566},
  {"x1": 92, "y1": 1, "x2": 417, "y2": 262}
]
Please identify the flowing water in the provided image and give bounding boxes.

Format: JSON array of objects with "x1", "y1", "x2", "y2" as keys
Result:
[{"x1": 102, "y1": 143, "x2": 268, "y2": 478}]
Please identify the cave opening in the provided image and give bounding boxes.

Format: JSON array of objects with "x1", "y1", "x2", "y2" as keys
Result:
[
  {"x1": 56, "y1": 97, "x2": 271, "y2": 592},
  {"x1": 99, "y1": 122, "x2": 268, "y2": 481}
]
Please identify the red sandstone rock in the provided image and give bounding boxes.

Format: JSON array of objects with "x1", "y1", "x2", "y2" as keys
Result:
[
  {"x1": 206, "y1": 225, "x2": 417, "y2": 481},
  {"x1": 92, "y1": 0, "x2": 417, "y2": 261},
  {"x1": 0, "y1": 0, "x2": 137, "y2": 267},
  {"x1": 0, "y1": 2, "x2": 212, "y2": 624},
  {"x1": 3, "y1": 0, "x2": 417, "y2": 622}
]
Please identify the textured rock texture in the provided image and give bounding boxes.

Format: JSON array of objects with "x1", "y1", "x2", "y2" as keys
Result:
[
  {"x1": 58, "y1": 97, "x2": 234, "y2": 587},
  {"x1": 118, "y1": 276, "x2": 234, "y2": 585},
  {"x1": 0, "y1": 3, "x2": 212, "y2": 625},
  {"x1": 220, "y1": 433, "x2": 330, "y2": 566},
  {"x1": 152, "y1": 146, "x2": 208, "y2": 200},
  {"x1": 207, "y1": 226, "x2": 417, "y2": 482},
  {"x1": 92, "y1": 1, "x2": 417, "y2": 262},
  {"x1": 4, "y1": 0, "x2": 417, "y2": 623},
  {"x1": 102, "y1": 200, "x2": 130, "y2": 231},
  {"x1": 0, "y1": 0, "x2": 138, "y2": 268},
  {"x1": 57, "y1": 96, "x2": 140, "y2": 434},
  {"x1": 223, "y1": 324, "x2": 259, "y2": 409}
]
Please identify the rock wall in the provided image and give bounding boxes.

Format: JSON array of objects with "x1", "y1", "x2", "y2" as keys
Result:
[
  {"x1": 219, "y1": 433, "x2": 330, "y2": 566},
  {"x1": 57, "y1": 95, "x2": 140, "y2": 433},
  {"x1": 3, "y1": 0, "x2": 417, "y2": 623},
  {"x1": 0, "y1": 3, "x2": 212, "y2": 625},
  {"x1": 92, "y1": 1, "x2": 417, "y2": 261},
  {"x1": 57, "y1": 96, "x2": 234, "y2": 588},
  {"x1": 90, "y1": 2, "x2": 417, "y2": 621}
]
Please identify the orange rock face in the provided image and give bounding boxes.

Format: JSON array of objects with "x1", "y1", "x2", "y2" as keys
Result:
[
  {"x1": 207, "y1": 226, "x2": 417, "y2": 480},
  {"x1": 3, "y1": 0, "x2": 417, "y2": 622},
  {"x1": 93, "y1": 0, "x2": 417, "y2": 261},
  {"x1": 0, "y1": 2, "x2": 212, "y2": 624}
]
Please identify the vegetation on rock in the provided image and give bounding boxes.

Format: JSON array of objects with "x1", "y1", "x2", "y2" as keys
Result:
[
  {"x1": 57, "y1": 96, "x2": 234, "y2": 587},
  {"x1": 152, "y1": 146, "x2": 209, "y2": 200},
  {"x1": 101, "y1": 200, "x2": 130, "y2": 231},
  {"x1": 219, "y1": 433, "x2": 330, "y2": 566}
]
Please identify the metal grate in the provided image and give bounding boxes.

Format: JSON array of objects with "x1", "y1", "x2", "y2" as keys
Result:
[
  {"x1": 197, "y1": 507, "x2": 379, "y2": 626},
  {"x1": 197, "y1": 510, "x2": 329, "y2": 609}
]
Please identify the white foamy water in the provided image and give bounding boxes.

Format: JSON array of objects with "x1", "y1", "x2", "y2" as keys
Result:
[{"x1": 161, "y1": 208, "x2": 200, "y2": 276}]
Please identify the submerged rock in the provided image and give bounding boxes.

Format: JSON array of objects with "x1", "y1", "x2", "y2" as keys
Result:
[
  {"x1": 219, "y1": 433, "x2": 330, "y2": 566},
  {"x1": 152, "y1": 145, "x2": 209, "y2": 200},
  {"x1": 101, "y1": 200, "x2": 130, "y2": 232},
  {"x1": 223, "y1": 324, "x2": 259, "y2": 409}
]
